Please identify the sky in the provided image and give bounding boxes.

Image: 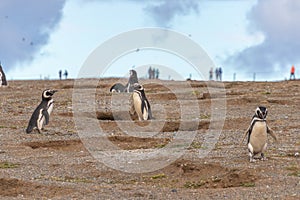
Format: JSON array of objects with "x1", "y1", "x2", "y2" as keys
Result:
[{"x1": 1, "y1": 0, "x2": 300, "y2": 81}]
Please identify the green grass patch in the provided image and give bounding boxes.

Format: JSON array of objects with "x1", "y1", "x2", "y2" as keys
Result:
[
  {"x1": 286, "y1": 165, "x2": 298, "y2": 171},
  {"x1": 184, "y1": 180, "x2": 206, "y2": 189},
  {"x1": 262, "y1": 91, "x2": 271, "y2": 95},
  {"x1": 288, "y1": 171, "x2": 300, "y2": 177},
  {"x1": 192, "y1": 90, "x2": 200, "y2": 96},
  {"x1": 286, "y1": 164, "x2": 300, "y2": 177},
  {"x1": 200, "y1": 114, "x2": 210, "y2": 119},
  {"x1": 0, "y1": 161, "x2": 19, "y2": 169},
  {"x1": 50, "y1": 176, "x2": 91, "y2": 183},
  {"x1": 151, "y1": 173, "x2": 166, "y2": 179},
  {"x1": 241, "y1": 182, "x2": 255, "y2": 187},
  {"x1": 154, "y1": 143, "x2": 167, "y2": 148},
  {"x1": 189, "y1": 141, "x2": 202, "y2": 149},
  {"x1": 211, "y1": 176, "x2": 222, "y2": 183}
]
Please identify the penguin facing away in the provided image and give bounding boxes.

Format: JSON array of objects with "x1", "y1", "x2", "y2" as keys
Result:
[
  {"x1": 26, "y1": 89, "x2": 57, "y2": 133},
  {"x1": 241, "y1": 106, "x2": 278, "y2": 162},
  {"x1": 131, "y1": 83, "x2": 152, "y2": 121}
]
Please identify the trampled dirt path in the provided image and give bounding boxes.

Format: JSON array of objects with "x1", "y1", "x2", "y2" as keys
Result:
[{"x1": 0, "y1": 79, "x2": 299, "y2": 199}]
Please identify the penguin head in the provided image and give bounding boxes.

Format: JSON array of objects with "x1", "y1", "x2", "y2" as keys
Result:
[
  {"x1": 255, "y1": 106, "x2": 268, "y2": 119},
  {"x1": 133, "y1": 83, "x2": 144, "y2": 91},
  {"x1": 42, "y1": 89, "x2": 57, "y2": 100},
  {"x1": 130, "y1": 69, "x2": 137, "y2": 77},
  {"x1": 129, "y1": 70, "x2": 138, "y2": 83}
]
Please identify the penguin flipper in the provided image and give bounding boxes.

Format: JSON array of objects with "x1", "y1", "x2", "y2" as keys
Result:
[
  {"x1": 240, "y1": 124, "x2": 251, "y2": 146},
  {"x1": 26, "y1": 125, "x2": 34, "y2": 134},
  {"x1": 146, "y1": 100, "x2": 152, "y2": 120},
  {"x1": 42, "y1": 109, "x2": 50, "y2": 125},
  {"x1": 267, "y1": 126, "x2": 278, "y2": 142}
]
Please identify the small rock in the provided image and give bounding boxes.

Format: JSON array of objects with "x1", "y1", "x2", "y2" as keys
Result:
[{"x1": 295, "y1": 152, "x2": 299, "y2": 157}]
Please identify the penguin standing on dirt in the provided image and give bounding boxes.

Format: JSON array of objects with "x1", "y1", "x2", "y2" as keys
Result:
[
  {"x1": 26, "y1": 89, "x2": 57, "y2": 133},
  {"x1": 131, "y1": 83, "x2": 152, "y2": 121},
  {"x1": 110, "y1": 69, "x2": 139, "y2": 93},
  {"x1": 240, "y1": 106, "x2": 278, "y2": 162}
]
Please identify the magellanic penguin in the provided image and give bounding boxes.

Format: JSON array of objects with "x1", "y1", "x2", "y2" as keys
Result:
[
  {"x1": 110, "y1": 69, "x2": 139, "y2": 93},
  {"x1": 110, "y1": 83, "x2": 126, "y2": 93},
  {"x1": 0, "y1": 63, "x2": 8, "y2": 86},
  {"x1": 125, "y1": 69, "x2": 138, "y2": 92},
  {"x1": 240, "y1": 106, "x2": 278, "y2": 162},
  {"x1": 26, "y1": 89, "x2": 57, "y2": 133},
  {"x1": 131, "y1": 83, "x2": 152, "y2": 121}
]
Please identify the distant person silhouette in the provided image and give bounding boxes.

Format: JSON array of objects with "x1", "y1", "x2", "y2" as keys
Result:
[
  {"x1": 148, "y1": 66, "x2": 152, "y2": 79},
  {"x1": 290, "y1": 65, "x2": 296, "y2": 80},
  {"x1": 215, "y1": 68, "x2": 219, "y2": 81},
  {"x1": 219, "y1": 67, "x2": 223, "y2": 81},
  {"x1": 59, "y1": 70, "x2": 62, "y2": 80},
  {"x1": 155, "y1": 68, "x2": 159, "y2": 79},
  {"x1": 209, "y1": 68, "x2": 213, "y2": 80},
  {"x1": 64, "y1": 70, "x2": 68, "y2": 79}
]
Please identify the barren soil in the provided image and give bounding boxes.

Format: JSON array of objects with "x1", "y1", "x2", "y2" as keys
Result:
[{"x1": 0, "y1": 78, "x2": 299, "y2": 199}]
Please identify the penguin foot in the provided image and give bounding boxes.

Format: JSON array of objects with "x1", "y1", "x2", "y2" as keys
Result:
[
  {"x1": 261, "y1": 157, "x2": 268, "y2": 161},
  {"x1": 249, "y1": 157, "x2": 256, "y2": 163}
]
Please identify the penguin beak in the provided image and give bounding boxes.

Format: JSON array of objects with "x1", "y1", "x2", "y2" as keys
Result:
[{"x1": 50, "y1": 90, "x2": 58, "y2": 95}]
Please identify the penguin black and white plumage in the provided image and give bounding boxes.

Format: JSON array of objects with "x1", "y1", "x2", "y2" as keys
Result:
[
  {"x1": 110, "y1": 83, "x2": 126, "y2": 93},
  {"x1": 0, "y1": 63, "x2": 8, "y2": 86},
  {"x1": 124, "y1": 69, "x2": 138, "y2": 92},
  {"x1": 131, "y1": 83, "x2": 152, "y2": 121},
  {"x1": 26, "y1": 89, "x2": 57, "y2": 133},
  {"x1": 110, "y1": 69, "x2": 139, "y2": 93},
  {"x1": 241, "y1": 106, "x2": 278, "y2": 162}
]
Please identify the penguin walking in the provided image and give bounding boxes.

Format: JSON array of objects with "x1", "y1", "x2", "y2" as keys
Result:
[
  {"x1": 26, "y1": 89, "x2": 57, "y2": 133},
  {"x1": 240, "y1": 106, "x2": 278, "y2": 162},
  {"x1": 131, "y1": 83, "x2": 152, "y2": 121}
]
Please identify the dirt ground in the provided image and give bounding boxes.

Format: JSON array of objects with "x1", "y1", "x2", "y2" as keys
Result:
[{"x1": 0, "y1": 78, "x2": 299, "y2": 199}]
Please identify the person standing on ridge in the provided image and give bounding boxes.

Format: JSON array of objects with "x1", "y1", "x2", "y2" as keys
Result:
[{"x1": 290, "y1": 65, "x2": 296, "y2": 80}]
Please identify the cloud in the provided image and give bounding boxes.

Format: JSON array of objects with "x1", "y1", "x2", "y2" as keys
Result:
[
  {"x1": 225, "y1": 0, "x2": 300, "y2": 75},
  {"x1": 0, "y1": 0, "x2": 66, "y2": 70},
  {"x1": 143, "y1": 0, "x2": 199, "y2": 27}
]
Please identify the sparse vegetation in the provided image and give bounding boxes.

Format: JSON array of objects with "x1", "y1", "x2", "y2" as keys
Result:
[
  {"x1": 50, "y1": 176, "x2": 91, "y2": 183},
  {"x1": 241, "y1": 182, "x2": 255, "y2": 187},
  {"x1": 0, "y1": 79, "x2": 299, "y2": 198},
  {"x1": 151, "y1": 174, "x2": 166, "y2": 179},
  {"x1": 200, "y1": 114, "x2": 210, "y2": 119},
  {"x1": 184, "y1": 180, "x2": 206, "y2": 188},
  {"x1": 189, "y1": 141, "x2": 202, "y2": 149},
  {"x1": 0, "y1": 161, "x2": 19, "y2": 169},
  {"x1": 286, "y1": 164, "x2": 300, "y2": 177}
]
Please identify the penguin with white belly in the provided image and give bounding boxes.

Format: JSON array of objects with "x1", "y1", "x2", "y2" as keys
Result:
[
  {"x1": 26, "y1": 89, "x2": 57, "y2": 133},
  {"x1": 131, "y1": 83, "x2": 152, "y2": 121},
  {"x1": 241, "y1": 106, "x2": 278, "y2": 162}
]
